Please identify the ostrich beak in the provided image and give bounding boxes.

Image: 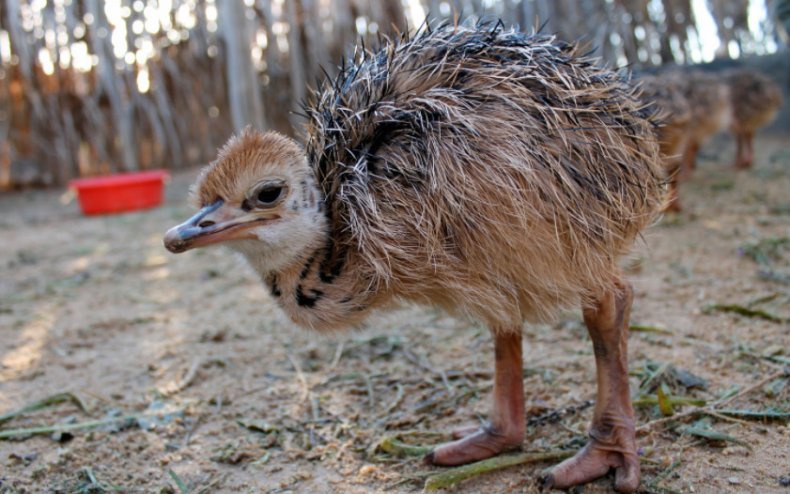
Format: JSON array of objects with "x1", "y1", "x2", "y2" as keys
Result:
[{"x1": 164, "y1": 200, "x2": 266, "y2": 253}]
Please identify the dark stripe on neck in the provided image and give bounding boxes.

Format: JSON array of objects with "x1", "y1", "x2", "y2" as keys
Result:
[
  {"x1": 296, "y1": 285, "x2": 323, "y2": 307},
  {"x1": 318, "y1": 237, "x2": 346, "y2": 284},
  {"x1": 266, "y1": 274, "x2": 281, "y2": 298},
  {"x1": 299, "y1": 256, "x2": 316, "y2": 280}
]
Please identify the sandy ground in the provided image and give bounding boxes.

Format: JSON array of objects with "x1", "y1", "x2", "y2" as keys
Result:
[{"x1": 0, "y1": 134, "x2": 788, "y2": 494}]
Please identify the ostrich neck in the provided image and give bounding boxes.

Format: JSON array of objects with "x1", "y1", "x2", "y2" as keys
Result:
[{"x1": 245, "y1": 231, "x2": 373, "y2": 331}]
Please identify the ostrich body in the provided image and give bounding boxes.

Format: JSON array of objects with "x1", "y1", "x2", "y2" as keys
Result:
[
  {"x1": 165, "y1": 25, "x2": 664, "y2": 493},
  {"x1": 725, "y1": 69, "x2": 783, "y2": 169},
  {"x1": 639, "y1": 74, "x2": 691, "y2": 211},
  {"x1": 678, "y1": 70, "x2": 732, "y2": 176}
]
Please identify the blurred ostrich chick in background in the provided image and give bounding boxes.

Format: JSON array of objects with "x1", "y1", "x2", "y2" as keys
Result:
[
  {"x1": 678, "y1": 70, "x2": 732, "y2": 177},
  {"x1": 639, "y1": 74, "x2": 692, "y2": 211},
  {"x1": 725, "y1": 68, "x2": 784, "y2": 169}
]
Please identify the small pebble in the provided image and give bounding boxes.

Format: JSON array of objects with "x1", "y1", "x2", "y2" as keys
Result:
[
  {"x1": 727, "y1": 476, "x2": 741, "y2": 485},
  {"x1": 358, "y1": 464, "x2": 378, "y2": 478},
  {"x1": 9, "y1": 452, "x2": 38, "y2": 465},
  {"x1": 722, "y1": 446, "x2": 750, "y2": 457}
]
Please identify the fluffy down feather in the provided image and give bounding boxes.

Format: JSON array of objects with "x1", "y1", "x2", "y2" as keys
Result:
[
  {"x1": 726, "y1": 68, "x2": 783, "y2": 134},
  {"x1": 297, "y1": 23, "x2": 666, "y2": 328}
]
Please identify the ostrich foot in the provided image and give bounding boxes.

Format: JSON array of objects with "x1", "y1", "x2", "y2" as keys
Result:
[
  {"x1": 543, "y1": 426, "x2": 639, "y2": 492},
  {"x1": 424, "y1": 424, "x2": 522, "y2": 466},
  {"x1": 733, "y1": 160, "x2": 752, "y2": 170}
]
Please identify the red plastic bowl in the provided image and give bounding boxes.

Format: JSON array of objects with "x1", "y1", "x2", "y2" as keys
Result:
[{"x1": 69, "y1": 170, "x2": 170, "y2": 215}]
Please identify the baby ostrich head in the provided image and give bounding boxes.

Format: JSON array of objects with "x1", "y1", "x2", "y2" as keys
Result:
[{"x1": 164, "y1": 128, "x2": 327, "y2": 273}]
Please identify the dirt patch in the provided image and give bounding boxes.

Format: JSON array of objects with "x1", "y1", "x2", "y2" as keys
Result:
[{"x1": 1, "y1": 134, "x2": 788, "y2": 493}]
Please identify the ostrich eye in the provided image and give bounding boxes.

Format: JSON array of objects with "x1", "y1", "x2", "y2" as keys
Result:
[{"x1": 255, "y1": 184, "x2": 284, "y2": 206}]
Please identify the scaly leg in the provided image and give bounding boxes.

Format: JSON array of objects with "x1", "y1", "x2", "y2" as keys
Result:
[
  {"x1": 733, "y1": 132, "x2": 748, "y2": 169},
  {"x1": 743, "y1": 131, "x2": 755, "y2": 169},
  {"x1": 544, "y1": 280, "x2": 640, "y2": 493},
  {"x1": 425, "y1": 331, "x2": 524, "y2": 466},
  {"x1": 679, "y1": 140, "x2": 699, "y2": 179}
]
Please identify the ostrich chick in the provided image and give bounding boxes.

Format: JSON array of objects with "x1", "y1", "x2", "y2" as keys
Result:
[
  {"x1": 725, "y1": 68, "x2": 783, "y2": 169},
  {"x1": 164, "y1": 25, "x2": 664, "y2": 493},
  {"x1": 639, "y1": 74, "x2": 692, "y2": 211},
  {"x1": 678, "y1": 70, "x2": 731, "y2": 177}
]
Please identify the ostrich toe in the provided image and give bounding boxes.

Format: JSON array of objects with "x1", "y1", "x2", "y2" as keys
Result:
[
  {"x1": 543, "y1": 422, "x2": 639, "y2": 493},
  {"x1": 425, "y1": 425, "x2": 523, "y2": 466}
]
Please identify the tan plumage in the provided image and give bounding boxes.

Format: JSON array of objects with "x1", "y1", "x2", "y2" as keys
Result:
[
  {"x1": 166, "y1": 23, "x2": 666, "y2": 493},
  {"x1": 726, "y1": 68, "x2": 783, "y2": 134},
  {"x1": 684, "y1": 70, "x2": 732, "y2": 144},
  {"x1": 725, "y1": 68, "x2": 783, "y2": 169},
  {"x1": 638, "y1": 74, "x2": 691, "y2": 210},
  {"x1": 639, "y1": 74, "x2": 692, "y2": 160},
  {"x1": 672, "y1": 69, "x2": 731, "y2": 174}
]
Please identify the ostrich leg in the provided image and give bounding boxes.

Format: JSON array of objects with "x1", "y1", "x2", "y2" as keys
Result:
[
  {"x1": 744, "y1": 131, "x2": 755, "y2": 169},
  {"x1": 545, "y1": 280, "x2": 640, "y2": 493},
  {"x1": 732, "y1": 132, "x2": 746, "y2": 169},
  {"x1": 425, "y1": 331, "x2": 524, "y2": 465},
  {"x1": 680, "y1": 140, "x2": 699, "y2": 179}
]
